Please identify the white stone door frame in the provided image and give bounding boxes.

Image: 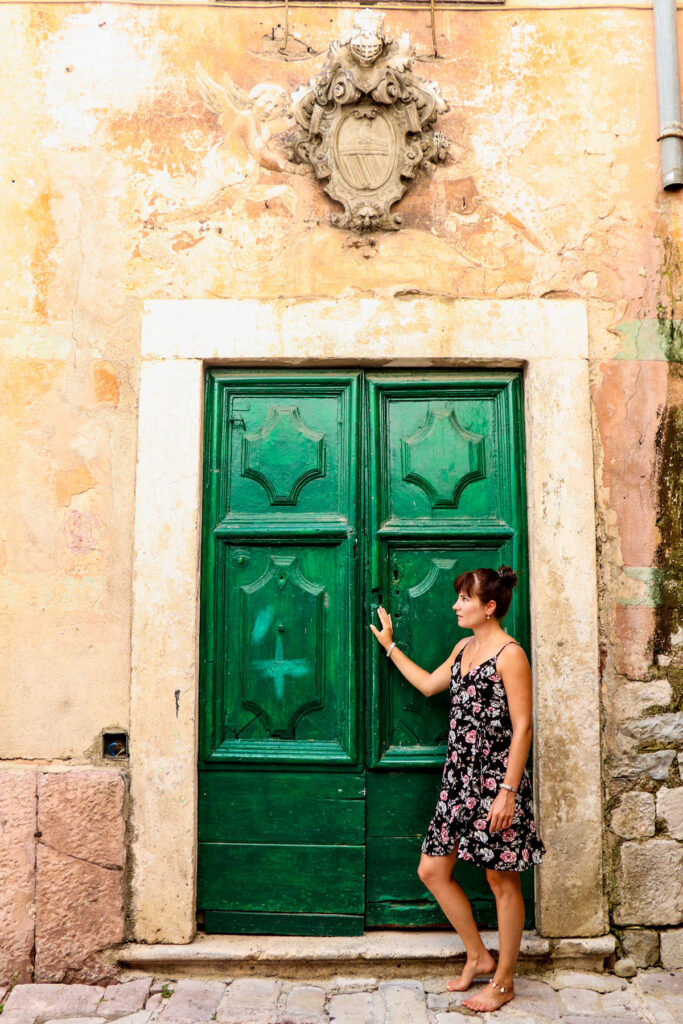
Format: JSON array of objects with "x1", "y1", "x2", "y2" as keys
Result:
[{"x1": 130, "y1": 295, "x2": 606, "y2": 942}]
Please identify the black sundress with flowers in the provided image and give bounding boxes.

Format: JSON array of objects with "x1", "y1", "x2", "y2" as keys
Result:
[{"x1": 421, "y1": 639, "x2": 546, "y2": 870}]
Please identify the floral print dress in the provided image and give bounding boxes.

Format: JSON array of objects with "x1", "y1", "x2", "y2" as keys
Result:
[{"x1": 421, "y1": 639, "x2": 546, "y2": 871}]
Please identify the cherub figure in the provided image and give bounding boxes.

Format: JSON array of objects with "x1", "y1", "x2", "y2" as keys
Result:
[
  {"x1": 196, "y1": 63, "x2": 305, "y2": 185},
  {"x1": 141, "y1": 65, "x2": 308, "y2": 237}
]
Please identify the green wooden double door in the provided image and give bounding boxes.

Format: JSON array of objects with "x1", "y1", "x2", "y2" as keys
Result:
[{"x1": 198, "y1": 370, "x2": 533, "y2": 936}]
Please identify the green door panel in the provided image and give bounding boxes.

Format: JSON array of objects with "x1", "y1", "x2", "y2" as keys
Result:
[
  {"x1": 199, "y1": 373, "x2": 363, "y2": 933},
  {"x1": 365, "y1": 770, "x2": 535, "y2": 930},
  {"x1": 364, "y1": 375, "x2": 530, "y2": 927},
  {"x1": 366, "y1": 772, "x2": 447, "y2": 927},
  {"x1": 366, "y1": 834, "x2": 501, "y2": 929},
  {"x1": 216, "y1": 375, "x2": 358, "y2": 524},
  {"x1": 368, "y1": 378, "x2": 518, "y2": 530},
  {"x1": 370, "y1": 541, "x2": 520, "y2": 767},
  {"x1": 199, "y1": 772, "x2": 365, "y2": 845},
  {"x1": 203, "y1": 912, "x2": 364, "y2": 936},
  {"x1": 198, "y1": 842, "x2": 365, "y2": 913},
  {"x1": 201, "y1": 373, "x2": 360, "y2": 768},
  {"x1": 198, "y1": 370, "x2": 535, "y2": 934},
  {"x1": 206, "y1": 540, "x2": 357, "y2": 763}
]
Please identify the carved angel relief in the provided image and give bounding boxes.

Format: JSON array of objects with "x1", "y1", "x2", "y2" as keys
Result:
[
  {"x1": 291, "y1": 9, "x2": 450, "y2": 231},
  {"x1": 196, "y1": 63, "x2": 303, "y2": 180}
]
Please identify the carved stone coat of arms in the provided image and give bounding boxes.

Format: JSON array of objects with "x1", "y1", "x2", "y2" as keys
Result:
[{"x1": 291, "y1": 10, "x2": 449, "y2": 231}]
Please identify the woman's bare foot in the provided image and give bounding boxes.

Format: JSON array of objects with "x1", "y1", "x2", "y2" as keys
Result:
[
  {"x1": 445, "y1": 949, "x2": 497, "y2": 991},
  {"x1": 462, "y1": 978, "x2": 515, "y2": 1012}
]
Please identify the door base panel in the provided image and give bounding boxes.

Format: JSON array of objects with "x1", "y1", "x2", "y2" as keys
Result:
[
  {"x1": 365, "y1": 904, "x2": 499, "y2": 929},
  {"x1": 198, "y1": 842, "x2": 365, "y2": 915},
  {"x1": 204, "y1": 911, "x2": 364, "y2": 937}
]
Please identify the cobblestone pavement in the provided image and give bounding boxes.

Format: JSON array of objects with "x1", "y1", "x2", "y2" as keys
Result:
[{"x1": 1, "y1": 970, "x2": 681, "y2": 1024}]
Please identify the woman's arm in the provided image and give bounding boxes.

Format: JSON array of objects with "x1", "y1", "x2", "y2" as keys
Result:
[
  {"x1": 487, "y1": 643, "x2": 534, "y2": 832},
  {"x1": 369, "y1": 605, "x2": 466, "y2": 697}
]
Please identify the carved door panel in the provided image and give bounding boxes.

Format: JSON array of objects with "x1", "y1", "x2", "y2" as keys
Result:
[
  {"x1": 198, "y1": 373, "x2": 364, "y2": 936},
  {"x1": 365, "y1": 375, "x2": 531, "y2": 927}
]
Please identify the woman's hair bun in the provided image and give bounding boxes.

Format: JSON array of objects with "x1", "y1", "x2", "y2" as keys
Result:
[{"x1": 496, "y1": 565, "x2": 518, "y2": 588}]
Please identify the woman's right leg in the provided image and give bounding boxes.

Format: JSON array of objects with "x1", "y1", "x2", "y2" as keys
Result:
[{"x1": 417, "y1": 846, "x2": 497, "y2": 991}]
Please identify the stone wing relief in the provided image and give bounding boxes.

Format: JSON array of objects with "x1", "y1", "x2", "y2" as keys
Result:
[
  {"x1": 195, "y1": 63, "x2": 304, "y2": 183},
  {"x1": 137, "y1": 63, "x2": 317, "y2": 273},
  {"x1": 142, "y1": 65, "x2": 307, "y2": 232}
]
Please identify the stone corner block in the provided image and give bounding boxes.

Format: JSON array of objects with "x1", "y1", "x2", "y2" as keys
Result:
[
  {"x1": 614, "y1": 839, "x2": 683, "y2": 926},
  {"x1": 38, "y1": 771, "x2": 125, "y2": 868},
  {"x1": 34, "y1": 845, "x2": 123, "y2": 984}
]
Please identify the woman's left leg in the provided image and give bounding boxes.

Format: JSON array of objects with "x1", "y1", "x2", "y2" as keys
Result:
[{"x1": 461, "y1": 867, "x2": 524, "y2": 1013}]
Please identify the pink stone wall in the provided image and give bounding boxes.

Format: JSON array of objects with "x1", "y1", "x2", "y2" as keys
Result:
[
  {"x1": 0, "y1": 770, "x2": 125, "y2": 985},
  {"x1": 0, "y1": 772, "x2": 36, "y2": 984}
]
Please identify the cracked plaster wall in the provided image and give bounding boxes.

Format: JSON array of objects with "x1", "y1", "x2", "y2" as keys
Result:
[{"x1": 0, "y1": 0, "x2": 682, "y2": 978}]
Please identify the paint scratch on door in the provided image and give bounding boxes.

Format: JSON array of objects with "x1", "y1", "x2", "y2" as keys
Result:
[
  {"x1": 252, "y1": 606, "x2": 274, "y2": 643},
  {"x1": 255, "y1": 635, "x2": 309, "y2": 699}
]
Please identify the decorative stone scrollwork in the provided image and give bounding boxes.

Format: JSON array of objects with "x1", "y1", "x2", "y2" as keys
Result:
[{"x1": 291, "y1": 9, "x2": 450, "y2": 231}]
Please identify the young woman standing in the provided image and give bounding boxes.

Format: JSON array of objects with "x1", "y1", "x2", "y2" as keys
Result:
[{"x1": 370, "y1": 566, "x2": 546, "y2": 1014}]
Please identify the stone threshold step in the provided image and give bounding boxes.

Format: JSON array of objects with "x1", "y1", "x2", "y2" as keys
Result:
[{"x1": 116, "y1": 931, "x2": 616, "y2": 979}]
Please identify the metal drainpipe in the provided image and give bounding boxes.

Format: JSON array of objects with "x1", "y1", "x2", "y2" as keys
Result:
[{"x1": 654, "y1": 0, "x2": 683, "y2": 190}]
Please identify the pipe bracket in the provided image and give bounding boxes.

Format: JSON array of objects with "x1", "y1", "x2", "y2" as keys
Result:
[{"x1": 658, "y1": 121, "x2": 683, "y2": 141}]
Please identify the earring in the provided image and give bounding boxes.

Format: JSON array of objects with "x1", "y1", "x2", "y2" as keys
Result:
[{"x1": 486, "y1": 613, "x2": 490, "y2": 620}]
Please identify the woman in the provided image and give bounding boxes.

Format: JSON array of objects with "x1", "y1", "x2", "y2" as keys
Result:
[{"x1": 370, "y1": 565, "x2": 546, "y2": 1014}]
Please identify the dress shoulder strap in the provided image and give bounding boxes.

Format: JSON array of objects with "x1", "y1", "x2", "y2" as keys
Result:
[
  {"x1": 454, "y1": 637, "x2": 472, "y2": 670},
  {"x1": 494, "y1": 639, "x2": 519, "y2": 661}
]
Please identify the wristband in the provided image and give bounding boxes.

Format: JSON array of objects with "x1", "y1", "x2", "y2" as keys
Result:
[
  {"x1": 386, "y1": 642, "x2": 397, "y2": 658},
  {"x1": 500, "y1": 783, "x2": 518, "y2": 793}
]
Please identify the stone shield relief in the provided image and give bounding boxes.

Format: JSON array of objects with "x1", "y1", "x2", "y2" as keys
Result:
[{"x1": 291, "y1": 9, "x2": 450, "y2": 231}]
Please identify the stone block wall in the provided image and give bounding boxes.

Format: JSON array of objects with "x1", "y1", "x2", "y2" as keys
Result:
[
  {"x1": 594, "y1": 344, "x2": 683, "y2": 967},
  {"x1": 0, "y1": 769, "x2": 125, "y2": 984}
]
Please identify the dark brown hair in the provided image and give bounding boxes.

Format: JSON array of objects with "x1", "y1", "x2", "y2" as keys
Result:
[{"x1": 453, "y1": 565, "x2": 518, "y2": 619}]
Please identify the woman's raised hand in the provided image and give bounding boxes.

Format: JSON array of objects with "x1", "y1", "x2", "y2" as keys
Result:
[{"x1": 369, "y1": 605, "x2": 393, "y2": 651}]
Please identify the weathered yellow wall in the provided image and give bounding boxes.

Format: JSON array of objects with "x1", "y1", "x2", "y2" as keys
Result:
[
  {"x1": 0, "y1": 5, "x2": 667, "y2": 757},
  {"x1": 1, "y1": 0, "x2": 682, "y2": 977}
]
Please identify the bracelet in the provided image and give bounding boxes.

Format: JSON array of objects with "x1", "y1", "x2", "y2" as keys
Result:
[
  {"x1": 500, "y1": 783, "x2": 518, "y2": 793},
  {"x1": 385, "y1": 642, "x2": 397, "y2": 658}
]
